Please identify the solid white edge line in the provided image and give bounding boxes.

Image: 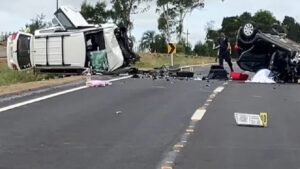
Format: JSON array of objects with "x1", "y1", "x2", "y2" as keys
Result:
[
  {"x1": 107, "y1": 75, "x2": 132, "y2": 82},
  {"x1": 0, "y1": 75, "x2": 133, "y2": 113}
]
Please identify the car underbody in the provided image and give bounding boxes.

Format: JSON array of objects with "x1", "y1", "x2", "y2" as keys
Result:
[{"x1": 236, "y1": 22, "x2": 300, "y2": 83}]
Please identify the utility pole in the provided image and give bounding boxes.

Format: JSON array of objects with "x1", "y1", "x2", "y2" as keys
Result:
[
  {"x1": 186, "y1": 29, "x2": 190, "y2": 46},
  {"x1": 56, "y1": 0, "x2": 59, "y2": 10}
]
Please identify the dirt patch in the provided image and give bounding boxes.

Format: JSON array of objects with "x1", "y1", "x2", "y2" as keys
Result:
[
  {"x1": 0, "y1": 76, "x2": 85, "y2": 96},
  {"x1": 0, "y1": 58, "x2": 6, "y2": 63}
]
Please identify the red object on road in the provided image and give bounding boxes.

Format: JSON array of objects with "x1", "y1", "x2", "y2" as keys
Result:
[{"x1": 230, "y1": 72, "x2": 249, "y2": 81}]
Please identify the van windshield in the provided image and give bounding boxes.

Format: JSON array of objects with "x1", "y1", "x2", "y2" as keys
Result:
[{"x1": 55, "y1": 11, "x2": 75, "y2": 30}]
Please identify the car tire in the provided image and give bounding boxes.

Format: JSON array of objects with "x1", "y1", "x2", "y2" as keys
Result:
[{"x1": 239, "y1": 22, "x2": 257, "y2": 44}]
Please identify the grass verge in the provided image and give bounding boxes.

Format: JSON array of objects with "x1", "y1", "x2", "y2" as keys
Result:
[
  {"x1": 0, "y1": 59, "x2": 85, "y2": 95},
  {"x1": 135, "y1": 53, "x2": 216, "y2": 69},
  {"x1": 0, "y1": 59, "x2": 52, "y2": 86}
]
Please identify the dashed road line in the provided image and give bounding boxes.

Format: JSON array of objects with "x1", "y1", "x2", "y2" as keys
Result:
[
  {"x1": 191, "y1": 109, "x2": 207, "y2": 121},
  {"x1": 158, "y1": 82, "x2": 227, "y2": 169}
]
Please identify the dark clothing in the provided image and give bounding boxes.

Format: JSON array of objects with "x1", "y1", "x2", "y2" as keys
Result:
[
  {"x1": 218, "y1": 37, "x2": 229, "y2": 55},
  {"x1": 219, "y1": 52, "x2": 233, "y2": 72},
  {"x1": 217, "y1": 37, "x2": 234, "y2": 72}
]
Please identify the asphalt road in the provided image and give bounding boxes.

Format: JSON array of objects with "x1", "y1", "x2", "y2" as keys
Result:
[
  {"x1": 0, "y1": 64, "x2": 298, "y2": 169},
  {"x1": 176, "y1": 83, "x2": 300, "y2": 169},
  {"x1": 0, "y1": 72, "x2": 224, "y2": 169}
]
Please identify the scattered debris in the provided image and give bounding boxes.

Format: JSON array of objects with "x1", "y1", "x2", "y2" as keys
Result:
[
  {"x1": 205, "y1": 65, "x2": 229, "y2": 80},
  {"x1": 116, "y1": 111, "x2": 123, "y2": 115},
  {"x1": 230, "y1": 72, "x2": 249, "y2": 81},
  {"x1": 129, "y1": 65, "x2": 230, "y2": 83},
  {"x1": 86, "y1": 80, "x2": 112, "y2": 87},
  {"x1": 246, "y1": 69, "x2": 275, "y2": 84},
  {"x1": 130, "y1": 65, "x2": 197, "y2": 82},
  {"x1": 234, "y1": 112, "x2": 268, "y2": 128}
]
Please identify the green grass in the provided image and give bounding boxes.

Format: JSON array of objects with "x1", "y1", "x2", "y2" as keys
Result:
[
  {"x1": 0, "y1": 61, "x2": 52, "y2": 86},
  {"x1": 135, "y1": 53, "x2": 216, "y2": 69}
]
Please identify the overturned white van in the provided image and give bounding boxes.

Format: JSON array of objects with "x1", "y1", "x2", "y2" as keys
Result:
[{"x1": 7, "y1": 6, "x2": 138, "y2": 74}]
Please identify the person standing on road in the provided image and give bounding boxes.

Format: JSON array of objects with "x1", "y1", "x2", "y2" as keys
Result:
[{"x1": 217, "y1": 32, "x2": 234, "y2": 72}]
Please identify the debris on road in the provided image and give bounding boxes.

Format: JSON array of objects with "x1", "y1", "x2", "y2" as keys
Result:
[
  {"x1": 246, "y1": 69, "x2": 275, "y2": 84},
  {"x1": 116, "y1": 111, "x2": 123, "y2": 115},
  {"x1": 130, "y1": 65, "x2": 196, "y2": 81},
  {"x1": 130, "y1": 65, "x2": 229, "y2": 83},
  {"x1": 230, "y1": 72, "x2": 249, "y2": 81},
  {"x1": 205, "y1": 65, "x2": 229, "y2": 80},
  {"x1": 234, "y1": 112, "x2": 268, "y2": 128},
  {"x1": 86, "y1": 80, "x2": 112, "y2": 87}
]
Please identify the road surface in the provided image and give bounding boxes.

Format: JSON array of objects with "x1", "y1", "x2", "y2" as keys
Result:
[
  {"x1": 0, "y1": 65, "x2": 299, "y2": 169},
  {"x1": 176, "y1": 82, "x2": 300, "y2": 169}
]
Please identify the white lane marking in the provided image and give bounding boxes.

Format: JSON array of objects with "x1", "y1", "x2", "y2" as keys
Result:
[
  {"x1": 107, "y1": 75, "x2": 132, "y2": 82},
  {"x1": 0, "y1": 75, "x2": 132, "y2": 113},
  {"x1": 0, "y1": 86, "x2": 87, "y2": 113},
  {"x1": 191, "y1": 109, "x2": 207, "y2": 121},
  {"x1": 152, "y1": 86, "x2": 166, "y2": 89},
  {"x1": 214, "y1": 86, "x2": 225, "y2": 93},
  {"x1": 207, "y1": 99, "x2": 213, "y2": 102},
  {"x1": 158, "y1": 84, "x2": 227, "y2": 169}
]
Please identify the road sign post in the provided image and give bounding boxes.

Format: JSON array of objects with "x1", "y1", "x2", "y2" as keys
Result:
[{"x1": 167, "y1": 43, "x2": 176, "y2": 66}]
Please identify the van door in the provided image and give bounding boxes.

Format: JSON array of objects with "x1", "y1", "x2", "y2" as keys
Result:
[{"x1": 14, "y1": 32, "x2": 33, "y2": 70}]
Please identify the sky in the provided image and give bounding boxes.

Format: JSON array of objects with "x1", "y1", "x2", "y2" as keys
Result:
[{"x1": 1, "y1": 0, "x2": 299, "y2": 46}]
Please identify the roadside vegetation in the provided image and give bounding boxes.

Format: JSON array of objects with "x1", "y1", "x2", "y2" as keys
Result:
[{"x1": 0, "y1": 59, "x2": 51, "y2": 86}]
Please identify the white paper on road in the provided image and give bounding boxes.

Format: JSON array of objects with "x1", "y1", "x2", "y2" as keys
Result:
[
  {"x1": 247, "y1": 69, "x2": 275, "y2": 83},
  {"x1": 234, "y1": 113, "x2": 263, "y2": 127}
]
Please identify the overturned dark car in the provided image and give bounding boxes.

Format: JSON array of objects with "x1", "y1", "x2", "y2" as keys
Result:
[{"x1": 236, "y1": 22, "x2": 300, "y2": 83}]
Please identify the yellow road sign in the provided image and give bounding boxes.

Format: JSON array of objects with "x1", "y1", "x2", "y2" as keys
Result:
[
  {"x1": 167, "y1": 43, "x2": 176, "y2": 54},
  {"x1": 260, "y1": 112, "x2": 268, "y2": 127}
]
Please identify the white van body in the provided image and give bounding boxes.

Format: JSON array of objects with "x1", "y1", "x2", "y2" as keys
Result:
[{"x1": 7, "y1": 6, "x2": 130, "y2": 73}]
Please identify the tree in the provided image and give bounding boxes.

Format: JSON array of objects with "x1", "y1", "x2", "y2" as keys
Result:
[
  {"x1": 194, "y1": 41, "x2": 207, "y2": 56},
  {"x1": 24, "y1": 14, "x2": 47, "y2": 34},
  {"x1": 110, "y1": 0, "x2": 152, "y2": 32},
  {"x1": 156, "y1": 0, "x2": 204, "y2": 39},
  {"x1": 221, "y1": 16, "x2": 240, "y2": 42},
  {"x1": 80, "y1": 0, "x2": 111, "y2": 24},
  {"x1": 139, "y1": 31, "x2": 156, "y2": 51},
  {"x1": 139, "y1": 31, "x2": 167, "y2": 53},
  {"x1": 282, "y1": 16, "x2": 300, "y2": 42},
  {"x1": 239, "y1": 12, "x2": 252, "y2": 25},
  {"x1": 253, "y1": 10, "x2": 279, "y2": 32},
  {"x1": 152, "y1": 34, "x2": 167, "y2": 53}
]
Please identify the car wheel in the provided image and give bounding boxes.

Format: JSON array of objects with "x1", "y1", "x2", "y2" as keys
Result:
[{"x1": 239, "y1": 22, "x2": 257, "y2": 43}]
